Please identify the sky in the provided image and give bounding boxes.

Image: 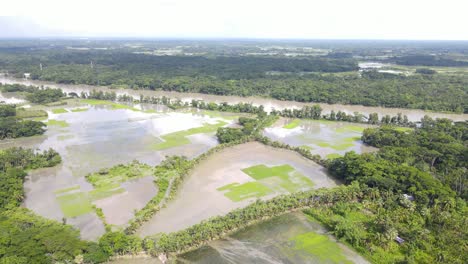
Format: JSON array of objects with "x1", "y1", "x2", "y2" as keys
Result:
[{"x1": 1, "y1": 0, "x2": 468, "y2": 40}]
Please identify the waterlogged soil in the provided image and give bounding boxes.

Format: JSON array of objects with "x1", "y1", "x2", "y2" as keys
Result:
[
  {"x1": 0, "y1": 104, "x2": 233, "y2": 240},
  {"x1": 177, "y1": 212, "x2": 368, "y2": 264},
  {"x1": 2, "y1": 76, "x2": 467, "y2": 122},
  {"x1": 137, "y1": 142, "x2": 336, "y2": 237},
  {"x1": 264, "y1": 118, "x2": 378, "y2": 158}
]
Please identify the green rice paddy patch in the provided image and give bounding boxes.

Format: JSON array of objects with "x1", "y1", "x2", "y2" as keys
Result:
[
  {"x1": 291, "y1": 232, "x2": 353, "y2": 264},
  {"x1": 326, "y1": 153, "x2": 342, "y2": 160},
  {"x1": 86, "y1": 161, "x2": 153, "y2": 189},
  {"x1": 335, "y1": 125, "x2": 366, "y2": 133},
  {"x1": 221, "y1": 182, "x2": 273, "y2": 202},
  {"x1": 56, "y1": 192, "x2": 93, "y2": 217},
  {"x1": 283, "y1": 119, "x2": 301, "y2": 129},
  {"x1": 54, "y1": 185, "x2": 80, "y2": 194},
  {"x1": 152, "y1": 121, "x2": 227, "y2": 150},
  {"x1": 198, "y1": 110, "x2": 241, "y2": 121},
  {"x1": 220, "y1": 164, "x2": 314, "y2": 202},
  {"x1": 88, "y1": 185, "x2": 126, "y2": 201},
  {"x1": 71, "y1": 107, "x2": 89, "y2": 112},
  {"x1": 81, "y1": 99, "x2": 139, "y2": 111},
  {"x1": 52, "y1": 108, "x2": 68, "y2": 114},
  {"x1": 46, "y1": 119, "x2": 69, "y2": 127},
  {"x1": 300, "y1": 145, "x2": 314, "y2": 151}
]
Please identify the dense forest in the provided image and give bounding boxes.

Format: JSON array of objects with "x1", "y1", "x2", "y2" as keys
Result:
[
  {"x1": 0, "y1": 104, "x2": 46, "y2": 139},
  {"x1": 1, "y1": 45, "x2": 467, "y2": 113}
]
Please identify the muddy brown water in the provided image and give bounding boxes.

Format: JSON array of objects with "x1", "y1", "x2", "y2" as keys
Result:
[
  {"x1": 137, "y1": 142, "x2": 337, "y2": 237},
  {"x1": 1, "y1": 76, "x2": 467, "y2": 122},
  {"x1": 0, "y1": 105, "x2": 231, "y2": 240}
]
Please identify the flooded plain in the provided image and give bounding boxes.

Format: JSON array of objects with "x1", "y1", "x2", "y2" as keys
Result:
[
  {"x1": 178, "y1": 212, "x2": 368, "y2": 264},
  {"x1": 0, "y1": 103, "x2": 234, "y2": 240},
  {"x1": 264, "y1": 118, "x2": 377, "y2": 158},
  {"x1": 1, "y1": 76, "x2": 467, "y2": 122},
  {"x1": 137, "y1": 142, "x2": 336, "y2": 237}
]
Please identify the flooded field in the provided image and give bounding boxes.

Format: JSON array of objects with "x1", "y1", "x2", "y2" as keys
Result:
[
  {"x1": 177, "y1": 212, "x2": 368, "y2": 264},
  {"x1": 137, "y1": 142, "x2": 336, "y2": 237},
  {"x1": 0, "y1": 102, "x2": 235, "y2": 240},
  {"x1": 2, "y1": 76, "x2": 467, "y2": 122},
  {"x1": 264, "y1": 118, "x2": 377, "y2": 159}
]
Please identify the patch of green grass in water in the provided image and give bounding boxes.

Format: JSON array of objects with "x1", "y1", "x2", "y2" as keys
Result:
[
  {"x1": 152, "y1": 121, "x2": 227, "y2": 150},
  {"x1": 52, "y1": 108, "x2": 68, "y2": 114},
  {"x1": 197, "y1": 110, "x2": 240, "y2": 121},
  {"x1": 56, "y1": 192, "x2": 93, "y2": 217},
  {"x1": 220, "y1": 164, "x2": 314, "y2": 202},
  {"x1": 46, "y1": 119, "x2": 69, "y2": 127},
  {"x1": 222, "y1": 182, "x2": 273, "y2": 202},
  {"x1": 81, "y1": 99, "x2": 140, "y2": 111},
  {"x1": 71, "y1": 107, "x2": 89, "y2": 112},
  {"x1": 54, "y1": 185, "x2": 80, "y2": 194},
  {"x1": 335, "y1": 125, "x2": 366, "y2": 133},
  {"x1": 283, "y1": 119, "x2": 301, "y2": 129},
  {"x1": 291, "y1": 232, "x2": 353, "y2": 264},
  {"x1": 326, "y1": 153, "x2": 342, "y2": 160},
  {"x1": 86, "y1": 161, "x2": 153, "y2": 189},
  {"x1": 16, "y1": 109, "x2": 48, "y2": 119},
  {"x1": 88, "y1": 185, "x2": 126, "y2": 201}
]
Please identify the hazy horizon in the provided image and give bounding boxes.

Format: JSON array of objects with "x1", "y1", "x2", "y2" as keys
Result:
[{"x1": 1, "y1": 0, "x2": 468, "y2": 40}]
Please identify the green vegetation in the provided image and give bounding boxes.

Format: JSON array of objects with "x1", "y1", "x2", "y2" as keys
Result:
[
  {"x1": 326, "y1": 153, "x2": 342, "y2": 160},
  {"x1": 283, "y1": 119, "x2": 301, "y2": 129},
  {"x1": 81, "y1": 99, "x2": 139, "y2": 111},
  {"x1": 52, "y1": 108, "x2": 68, "y2": 114},
  {"x1": 218, "y1": 182, "x2": 273, "y2": 202},
  {"x1": 218, "y1": 164, "x2": 314, "y2": 202},
  {"x1": 46, "y1": 119, "x2": 69, "y2": 127},
  {"x1": 0, "y1": 104, "x2": 46, "y2": 139},
  {"x1": 86, "y1": 161, "x2": 153, "y2": 189},
  {"x1": 57, "y1": 134, "x2": 74, "y2": 141},
  {"x1": 153, "y1": 121, "x2": 227, "y2": 150},
  {"x1": 15, "y1": 108, "x2": 48, "y2": 119},
  {"x1": 0, "y1": 83, "x2": 65, "y2": 104},
  {"x1": 53, "y1": 185, "x2": 80, "y2": 194},
  {"x1": 291, "y1": 232, "x2": 352, "y2": 263},
  {"x1": 56, "y1": 192, "x2": 94, "y2": 217},
  {"x1": 71, "y1": 107, "x2": 89, "y2": 112}
]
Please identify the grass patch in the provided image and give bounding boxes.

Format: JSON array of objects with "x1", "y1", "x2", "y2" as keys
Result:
[
  {"x1": 52, "y1": 108, "x2": 68, "y2": 114},
  {"x1": 300, "y1": 145, "x2": 314, "y2": 151},
  {"x1": 197, "y1": 110, "x2": 240, "y2": 121},
  {"x1": 81, "y1": 99, "x2": 139, "y2": 111},
  {"x1": 220, "y1": 164, "x2": 314, "y2": 202},
  {"x1": 88, "y1": 185, "x2": 126, "y2": 201},
  {"x1": 291, "y1": 232, "x2": 353, "y2": 263},
  {"x1": 56, "y1": 192, "x2": 93, "y2": 217},
  {"x1": 283, "y1": 119, "x2": 301, "y2": 129},
  {"x1": 86, "y1": 160, "x2": 153, "y2": 189},
  {"x1": 152, "y1": 121, "x2": 227, "y2": 150},
  {"x1": 46, "y1": 119, "x2": 69, "y2": 127},
  {"x1": 326, "y1": 153, "x2": 342, "y2": 160},
  {"x1": 15, "y1": 108, "x2": 48, "y2": 119},
  {"x1": 222, "y1": 182, "x2": 273, "y2": 202},
  {"x1": 393, "y1": 127, "x2": 413, "y2": 132},
  {"x1": 54, "y1": 185, "x2": 80, "y2": 194},
  {"x1": 71, "y1": 107, "x2": 89, "y2": 112},
  {"x1": 335, "y1": 125, "x2": 366, "y2": 133}
]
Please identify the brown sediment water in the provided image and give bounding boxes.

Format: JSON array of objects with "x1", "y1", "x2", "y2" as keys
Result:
[
  {"x1": 1, "y1": 105, "x2": 231, "y2": 240},
  {"x1": 177, "y1": 212, "x2": 369, "y2": 264},
  {"x1": 264, "y1": 118, "x2": 378, "y2": 158},
  {"x1": 137, "y1": 142, "x2": 336, "y2": 237},
  {"x1": 1, "y1": 76, "x2": 467, "y2": 122}
]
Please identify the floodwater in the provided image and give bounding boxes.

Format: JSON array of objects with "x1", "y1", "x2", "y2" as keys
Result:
[
  {"x1": 264, "y1": 118, "x2": 377, "y2": 158},
  {"x1": 137, "y1": 142, "x2": 336, "y2": 237},
  {"x1": 177, "y1": 212, "x2": 368, "y2": 264},
  {"x1": 0, "y1": 104, "x2": 232, "y2": 240},
  {"x1": 1, "y1": 76, "x2": 467, "y2": 122}
]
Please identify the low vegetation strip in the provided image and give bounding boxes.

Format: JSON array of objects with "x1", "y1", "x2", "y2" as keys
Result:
[
  {"x1": 283, "y1": 119, "x2": 301, "y2": 129},
  {"x1": 152, "y1": 121, "x2": 227, "y2": 150}
]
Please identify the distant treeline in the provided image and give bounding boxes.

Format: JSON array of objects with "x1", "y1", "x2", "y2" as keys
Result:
[
  {"x1": 1, "y1": 50, "x2": 467, "y2": 113},
  {"x1": 388, "y1": 54, "x2": 468, "y2": 67}
]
